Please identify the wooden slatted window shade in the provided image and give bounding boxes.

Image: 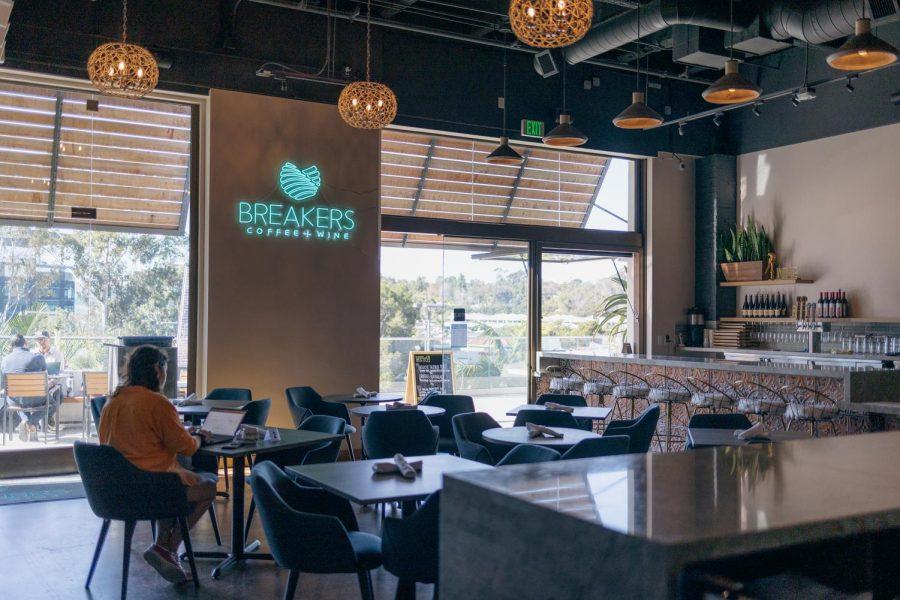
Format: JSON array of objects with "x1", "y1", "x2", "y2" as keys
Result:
[
  {"x1": 0, "y1": 80, "x2": 191, "y2": 233},
  {"x1": 381, "y1": 129, "x2": 609, "y2": 230}
]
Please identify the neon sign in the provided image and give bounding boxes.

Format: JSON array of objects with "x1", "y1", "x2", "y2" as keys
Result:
[{"x1": 236, "y1": 162, "x2": 356, "y2": 241}]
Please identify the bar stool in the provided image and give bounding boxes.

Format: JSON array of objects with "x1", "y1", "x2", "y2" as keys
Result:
[
  {"x1": 645, "y1": 372, "x2": 693, "y2": 452},
  {"x1": 609, "y1": 370, "x2": 650, "y2": 420},
  {"x1": 582, "y1": 371, "x2": 616, "y2": 405},
  {"x1": 734, "y1": 380, "x2": 788, "y2": 429},
  {"x1": 785, "y1": 385, "x2": 840, "y2": 437},
  {"x1": 686, "y1": 377, "x2": 736, "y2": 414}
]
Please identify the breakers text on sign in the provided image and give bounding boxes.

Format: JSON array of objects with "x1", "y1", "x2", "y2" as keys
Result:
[{"x1": 237, "y1": 201, "x2": 356, "y2": 240}]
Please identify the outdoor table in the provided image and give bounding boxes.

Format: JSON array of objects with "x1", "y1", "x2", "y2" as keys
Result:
[
  {"x1": 687, "y1": 427, "x2": 810, "y2": 448},
  {"x1": 192, "y1": 428, "x2": 342, "y2": 579},
  {"x1": 323, "y1": 392, "x2": 404, "y2": 405},
  {"x1": 482, "y1": 426, "x2": 600, "y2": 450},
  {"x1": 505, "y1": 404, "x2": 612, "y2": 421}
]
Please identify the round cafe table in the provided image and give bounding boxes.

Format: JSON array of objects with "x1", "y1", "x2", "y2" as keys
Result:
[
  {"x1": 350, "y1": 404, "x2": 445, "y2": 419},
  {"x1": 481, "y1": 426, "x2": 599, "y2": 450},
  {"x1": 324, "y1": 392, "x2": 404, "y2": 405}
]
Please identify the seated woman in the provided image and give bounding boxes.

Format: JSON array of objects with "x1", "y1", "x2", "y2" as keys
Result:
[{"x1": 98, "y1": 345, "x2": 216, "y2": 583}]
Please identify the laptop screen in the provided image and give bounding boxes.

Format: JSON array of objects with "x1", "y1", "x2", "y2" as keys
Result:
[{"x1": 203, "y1": 409, "x2": 245, "y2": 436}]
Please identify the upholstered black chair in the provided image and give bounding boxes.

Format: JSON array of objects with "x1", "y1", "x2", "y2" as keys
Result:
[
  {"x1": 90, "y1": 395, "x2": 107, "y2": 429},
  {"x1": 286, "y1": 386, "x2": 358, "y2": 460},
  {"x1": 240, "y1": 398, "x2": 271, "y2": 427},
  {"x1": 603, "y1": 404, "x2": 660, "y2": 453},
  {"x1": 685, "y1": 413, "x2": 753, "y2": 449},
  {"x1": 205, "y1": 388, "x2": 252, "y2": 403},
  {"x1": 561, "y1": 435, "x2": 631, "y2": 460},
  {"x1": 536, "y1": 393, "x2": 592, "y2": 430},
  {"x1": 74, "y1": 442, "x2": 201, "y2": 599},
  {"x1": 250, "y1": 461, "x2": 381, "y2": 600},
  {"x1": 496, "y1": 444, "x2": 561, "y2": 466},
  {"x1": 451, "y1": 412, "x2": 510, "y2": 466},
  {"x1": 244, "y1": 414, "x2": 346, "y2": 538},
  {"x1": 362, "y1": 410, "x2": 439, "y2": 459},
  {"x1": 381, "y1": 491, "x2": 441, "y2": 598},
  {"x1": 419, "y1": 394, "x2": 475, "y2": 454},
  {"x1": 513, "y1": 409, "x2": 580, "y2": 429}
]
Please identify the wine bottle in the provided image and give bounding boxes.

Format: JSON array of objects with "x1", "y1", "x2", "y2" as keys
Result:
[{"x1": 742, "y1": 295, "x2": 749, "y2": 318}]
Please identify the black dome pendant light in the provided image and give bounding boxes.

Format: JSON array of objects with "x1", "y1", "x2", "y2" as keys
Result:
[
  {"x1": 542, "y1": 59, "x2": 588, "y2": 147},
  {"x1": 487, "y1": 45, "x2": 525, "y2": 165},
  {"x1": 613, "y1": 2, "x2": 663, "y2": 129},
  {"x1": 827, "y1": 3, "x2": 898, "y2": 71},
  {"x1": 702, "y1": 0, "x2": 761, "y2": 105}
]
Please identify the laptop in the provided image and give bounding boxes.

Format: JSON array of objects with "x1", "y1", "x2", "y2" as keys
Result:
[{"x1": 201, "y1": 408, "x2": 246, "y2": 444}]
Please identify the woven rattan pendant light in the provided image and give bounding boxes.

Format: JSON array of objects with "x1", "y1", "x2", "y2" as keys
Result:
[
  {"x1": 338, "y1": 0, "x2": 398, "y2": 129},
  {"x1": 87, "y1": 0, "x2": 159, "y2": 99},
  {"x1": 508, "y1": 0, "x2": 594, "y2": 49}
]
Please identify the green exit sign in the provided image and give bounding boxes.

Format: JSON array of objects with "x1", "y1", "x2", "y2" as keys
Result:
[{"x1": 520, "y1": 119, "x2": 544, "y2": 138}]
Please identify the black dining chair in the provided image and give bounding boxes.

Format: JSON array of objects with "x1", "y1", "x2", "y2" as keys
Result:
[
  {"x1": 513, "y1": 409, "x2": 580, "y2": 429},
  {"x1": 240, "y1": 398, "x2": 271, "y2": 427},
  {"x1": 362, "y1": 410, "x2": 439, "y2": 459},
  {"x1": 685, "y1": 413, "x2": 753, "y2": 449},
  {"x1": 244, "y1": 414, "x2": 347, "y2": 538},
  {"x1": 74, "y1": 441, "x2": 201, "y2": 599},
  {"x1": 451, "y1": 412, "x2": 510, "y2": 466},
  {"x1": 381, "y1": 491, "x2": 441, "y2": 599},
  {"x1": 90, "y1": 395, "x2": 108, "y2": 429},
  {"x1": 286, "y1": 387, "x2": 358, "y2": 461},
  {"x1": 206, "y1": 388, "x2": 253, "y2": 403},
  {"x1": 250, "y1": 461, "x2": 381, "y2": 600},
  {"x1": 496, "y1": 444, "x2": 561, "y2": 466},
  {"x1": 536, "y1": 393, "x2": 592, "y2": 431},
  {"x1": 603, "y1": 404, "x2": 660, "y2": 453},
  {"x1": 561, "y1": 435, "x2": 631, "y2": 460},
  {"x1": 418, "y1": 394, "x2": 475, "y2": 454}
]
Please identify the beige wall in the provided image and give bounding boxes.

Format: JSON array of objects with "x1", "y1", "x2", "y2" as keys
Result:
[
  {"x1": 738, "y1": 122, "x2": 900, "y2": 319},
  {"x1": 646, "y1": 156, "x2": 695, "y2": 355},
  {"x1": 206, "y1": 89, "x2": 380, "y2": 427}
]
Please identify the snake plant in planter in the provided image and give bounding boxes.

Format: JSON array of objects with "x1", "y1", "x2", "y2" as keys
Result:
[{"x1": 720, "y1": 216, "x2": 773, "y2": 281}]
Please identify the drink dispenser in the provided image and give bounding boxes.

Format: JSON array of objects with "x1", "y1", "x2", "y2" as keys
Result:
[{"x1": 687, "y1": 307, "x2": 705, "y2": 348}]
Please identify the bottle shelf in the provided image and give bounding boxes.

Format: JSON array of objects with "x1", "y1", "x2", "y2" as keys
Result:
[
  {"x1": 720, "y1": 317, "x2": 900, "y2": 324},
  {"x1": 719, "y1": 278, "x2": 814, "y2": 287}
]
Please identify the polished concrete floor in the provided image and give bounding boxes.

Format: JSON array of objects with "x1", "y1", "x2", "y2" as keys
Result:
[{"x1": 0, "y1": 484, "x2": 435, "y2": 599}]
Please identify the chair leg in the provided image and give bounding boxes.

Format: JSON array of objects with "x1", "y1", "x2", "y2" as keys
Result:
[
  {"x1": 85, "y1": 519, "x2": 111, "y2": 589},
  {"x1": 178, "y1": 517, "x2": 200, "y2": 588},
  {"x1": 283, "y1": 569, "x2": 300, "y2": 600},
  {"x1": 346, "y1": 433, "x2": 357, "y2": 461},
  {"x1": 244, "y1": 498, "x2": 255, "y2": 540},
  {"x1": 208, "y1": 505, "x2": 222, "y2": 546},
  {"x1": 121, "y1": 520, "x2": 136, "y2": 600},
  {"x1": 357, "y1": 569, "x2": 375, "y2": 600},
  {"x1": 150, "y1": 520, "x2": 157, "y2": 541}
]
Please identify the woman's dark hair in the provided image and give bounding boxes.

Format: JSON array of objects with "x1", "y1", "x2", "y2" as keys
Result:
[
  {"x1": 114, "y1": 345, "x2": 167, "y2": 395},
  {"x1": 9, "y1": 334, "x2": 25, "y2": 349}
]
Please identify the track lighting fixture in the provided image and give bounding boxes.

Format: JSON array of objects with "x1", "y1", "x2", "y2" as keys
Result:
[
  {"x1": 752, "y1": 102, "x2": 762, "y2": 117},
  {"x1": 791, "y1": 92, "x2": 800, "y2": 107},
  {"x1": 713, "y1": 113, "x2": 723, "y2": 127},
  {"x1": 845, "y1": 76, "x2": 856, "y2": 93},
  {"x1": 677, "y1": 122, "x2": 685, "y2": 136}
]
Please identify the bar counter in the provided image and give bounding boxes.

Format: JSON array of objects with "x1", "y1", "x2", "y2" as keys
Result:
[
  {"x1": 538, "y1": 351, "x2": 900, "y2": 411},
  {"x1": 441, "y1": 432, "x2": 900, "y2": 599}
]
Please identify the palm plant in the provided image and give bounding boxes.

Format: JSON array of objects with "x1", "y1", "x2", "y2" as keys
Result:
[{"x1": 595, "y1": 268, "x2": 629, "y2": 342}]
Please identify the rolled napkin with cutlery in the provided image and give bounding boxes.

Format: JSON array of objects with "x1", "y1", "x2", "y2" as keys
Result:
[
  {"x1": 544, "y1": 402, "x2": 574, "y2": 413},
  {"x1": 177, "y1": 393, "x2": 201, "y2": 406},
  {"x1": 734, "y1": 422, "x2": 771, "y2": 440},
  {"x1": 386, "y1": 402, "x2": 416, "y2": 410},
  {"x1": 525, "y1": 422, "x2": 564, "y2": 439},
  {"x1": 354, "y1": 387, "x2": 377, "y2": 398},
  {"x1": 372, "y1": 454, "x2": 423, "y2": 478}
]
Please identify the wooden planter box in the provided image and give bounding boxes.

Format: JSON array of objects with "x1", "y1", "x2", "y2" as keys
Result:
[{"x1": 721, "y1": 260, "x2": 763, "y2": 282}]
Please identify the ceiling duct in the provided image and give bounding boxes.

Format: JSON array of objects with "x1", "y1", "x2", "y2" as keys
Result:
[
  {"x1": 564, "y1": 0, "x2": 756, "y2": 65},
  {"x1": 764, "y1": 0, "x2": 897, "y2": 45}
]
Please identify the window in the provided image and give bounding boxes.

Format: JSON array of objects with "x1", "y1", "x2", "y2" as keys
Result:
[{"x1": 0, "y1": 79, "x2": 195, "y2": 451}]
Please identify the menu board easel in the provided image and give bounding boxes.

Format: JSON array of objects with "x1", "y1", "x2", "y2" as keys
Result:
[{"x1": 405, "y1": 351, "x2": 454, "y2": 404}]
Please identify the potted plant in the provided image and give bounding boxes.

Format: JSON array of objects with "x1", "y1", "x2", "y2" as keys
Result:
[{"x1": 720, "y1": 216, "x2": 773, "y2": 282}]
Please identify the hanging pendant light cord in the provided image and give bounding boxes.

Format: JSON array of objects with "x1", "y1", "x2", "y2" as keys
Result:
[
  {"x1": 502, "y1": 44, "x2": 508, "y2": 135},
  {"x1": 635, "y1": 2, "x2": 641, "y2": 89},
  {"x1": 122, "y1": 0, "x2": 128, "y2": 42},
  {"x1": 365, "y1": 0, "x2": 372, "y2": 82},
  {"x1": 729, "y1": 0, "x2": 733, "y2": 61}
]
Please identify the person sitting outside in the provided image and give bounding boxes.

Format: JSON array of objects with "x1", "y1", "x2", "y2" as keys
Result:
[
  {"x1": 33, "y1": 331, "x2": 64, "y2": 369},
  {"x1": 98, "y1": 345, "x2": 216, "y2": 584},
  {"x1": 1, "y1": 334, "x2": 58, "y2": 441}
]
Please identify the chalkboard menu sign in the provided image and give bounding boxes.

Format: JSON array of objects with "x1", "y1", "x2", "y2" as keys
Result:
[{"x1": 405, "y1": 351, "x2": 454, "y2": 403}]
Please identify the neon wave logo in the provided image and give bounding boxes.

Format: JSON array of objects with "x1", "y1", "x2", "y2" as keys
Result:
[{"x1": 279, "y1": 162, "x2": 321, "y2": 202}]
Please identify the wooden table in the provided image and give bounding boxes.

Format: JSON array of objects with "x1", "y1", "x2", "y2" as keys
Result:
[
  {"x1": 323, "y1": 392, "x2": 404, "y2": 405},
  {"x1": 687, "y1": 428, "x2": 809, "y2": 448},
  {"x1": 505, "y1": 404, "x2": 612, "y2": 421},
  {"x1": 482, "y1": 426, "x2": 600, "y2": 450},
  {"x1": 193, "y1": 428, "x2": 342, "y2": 579}
]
